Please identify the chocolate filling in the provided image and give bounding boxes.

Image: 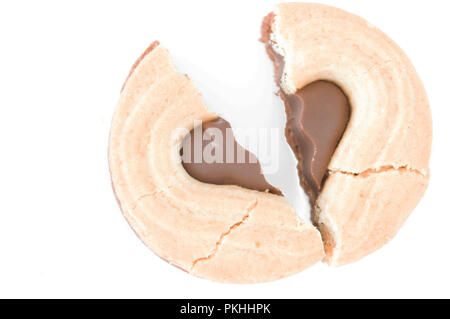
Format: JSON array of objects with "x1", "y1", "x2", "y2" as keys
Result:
[
  {"x1": 181, "y1": 118, "x2": 281, "y2": 195},
  {"x1": 262, "y1": 13, "x2": 351, "y2": 203},
  {"x1": 181, "y1": 13, "x2": 350, "y2": 201}
]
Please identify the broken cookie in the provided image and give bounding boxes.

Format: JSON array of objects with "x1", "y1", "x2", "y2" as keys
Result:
[{"x1": 109, "y1": 3, "x2": 432, "y2": 282}]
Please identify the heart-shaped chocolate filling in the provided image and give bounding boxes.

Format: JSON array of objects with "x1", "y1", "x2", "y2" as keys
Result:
[
  {"x1": 262, "y1": 13, "x2": 350, "y2": 203},
  {"x1": 281, "y1": 81, "x2": 350, "y2": 202},
  {"x1": 181, "y1": 118, "x2": 280, "y2": 195},
  {"x1": 181, "y1": 13, "x2": 350, "y2": 204}
]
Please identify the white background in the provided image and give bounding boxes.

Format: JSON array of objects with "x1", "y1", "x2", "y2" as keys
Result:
[{"x1": 0, "y1": 0, "x2": 449, "y2": 298}]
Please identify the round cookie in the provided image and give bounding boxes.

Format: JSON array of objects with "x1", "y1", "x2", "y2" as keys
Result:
[
  {"x1": 109, "y1": 42, "x2": 324, "y2": 283},
  {"x1": 109, "y1": 2, "x2": 432, "y2": 283},
  {"x1": 265, "y1": 3, "x2": 431, "y2": 266}
]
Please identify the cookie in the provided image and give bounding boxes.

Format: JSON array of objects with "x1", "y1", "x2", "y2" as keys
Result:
[
  {"x1": 109, "y1": 2, "x2": 432, "y2": 283},
  {"x1": 109, "y1": 42, "x2": 324, "y2": 283},
  {"x1": 262, "y1": 3, "x2": 431, "y2": 265}
]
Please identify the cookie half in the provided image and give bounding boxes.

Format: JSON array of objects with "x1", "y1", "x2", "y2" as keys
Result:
[{"x1": 262, "y1": 3, "x2": 431, "y2": 266}]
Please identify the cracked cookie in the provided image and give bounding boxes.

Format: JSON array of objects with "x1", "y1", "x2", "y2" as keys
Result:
[{"x1": 109, "y1": 2, "x2": 431, "y2": 283}]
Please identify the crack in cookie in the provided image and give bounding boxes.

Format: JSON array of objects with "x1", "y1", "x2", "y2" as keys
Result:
[
  {"x1": 328, "y1": 165, "x2": 428, "y2": 178},
  {"x1": 191, "y1": 200, "x2": 258, "y2": 271}
]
